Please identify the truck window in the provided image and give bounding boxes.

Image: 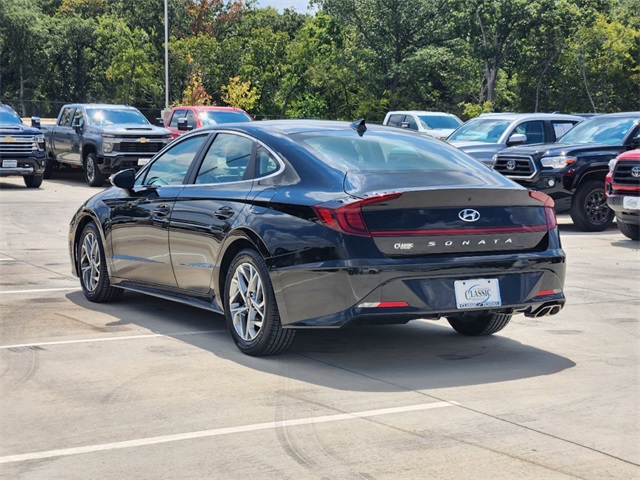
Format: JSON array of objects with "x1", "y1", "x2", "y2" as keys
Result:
[
  {"x1": 186, "y1": 110, "x2": 197, "y2": 129},
  {"x1": 170, "y1": 109, "x2": 187, "y2": 127},
  {"x1": 59, "y1": 107, "x2": 75, "y2": 127},
  {"x1": 73, "y1": 108, "x2": 84, "y2": 127},
  {"x1": 515, "y1": 121, "x2": 544, "y2": 144},
  {"x1": 403, "y1": 115, "x2": 418, "y2": 131},
  {"x1": 386, "y1": 115, "x2": 404, "y2": 127},
  {"x1": 552, "y1": 121, "x2": 577, "y2": 141}
]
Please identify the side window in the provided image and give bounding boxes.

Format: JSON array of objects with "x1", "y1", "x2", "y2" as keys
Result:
[
  {"x1": 552, "y1": 121, "x2": 577, "y2": 141},
  {"x1": 256, "y1": 145, "x2": 279, "y2": 178},
  {"x1": 387, "y1": 114, "x2": 404, "y2": 127},
  {"x1": 137, "y1": 134, "x2": 207, "y2": 187},
  {"x1": 169, "y1": 109, "x2": 186, "y2": 127},
  {"x1": 59, "y1": 107, "x2": 74, "y2": 127},
  {"x1": 195, "y1": 133, "x2": 253, "y2": 184},
  {"x1": 186, "y1": 110, "x2": 197, "y2": 129},
  {"x1": 404, "y1": 115, "x2": 418, "y2": 131},
  {"x1": 515, "y1": 121, "x2": 545, "y2": 144},
  {"x1": 73, "y1": 108, "x2": 84, "y2": 127}
]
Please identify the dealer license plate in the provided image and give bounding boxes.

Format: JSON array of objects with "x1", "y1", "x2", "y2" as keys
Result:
[
  {"x1": 454, "y1": 278, "x2": 502, "y2": 309},
  {"x1": 622, "y1": 196, "x2": 640, "y2": 211},
  {"x1": 138, "y1": 158, "x2": 150, "y2": 166},
  {"x1": 2, "y1": 160, "x2": 17, "y2": 168}
]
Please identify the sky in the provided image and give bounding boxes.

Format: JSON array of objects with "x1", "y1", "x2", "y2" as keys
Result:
[{"x1": 256, "y1": 0, "x2": 314, "y2": 13}]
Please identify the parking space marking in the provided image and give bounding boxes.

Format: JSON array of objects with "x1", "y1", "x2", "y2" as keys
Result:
[
  {"x1": 0, "y1": 330, "x2": 225, "y2": 350},
  {"x1": 0, "y1": 401, "x2": 458, "y2": 464},
  {"x1": 0, "y1": 287, "x2": 78, "y2": 294}
]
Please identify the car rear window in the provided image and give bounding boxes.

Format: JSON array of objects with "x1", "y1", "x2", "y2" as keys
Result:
[
  {"x1": 199, "y1": 111, "x2": 252, "y2": 126},
  {"x1": 291, "y1": 130, "x2": 483, "y2": 172}
]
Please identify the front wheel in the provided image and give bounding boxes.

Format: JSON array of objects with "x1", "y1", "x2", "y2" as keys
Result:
[
  {"x1": 84, "y1": 153, "x2": 105, "y2": 187},
  {"x1": 617, "y1": 219, "x2": 640, "y2": 241},
  {"x1": 447, "y1": 313, "x2": 512, "y2": 336},
  {"x1": 570, "y1": 180, "x2": 614, "y2": 232},
  {"x1": 78, "y1": 222, "x2": 123, "y2": 303},
  {"x1": 224, "y1": 249, "x2": 295, "y2": 356},
  {"x1": 24, "y1": 174, "x2": 43, "y2": 188}
]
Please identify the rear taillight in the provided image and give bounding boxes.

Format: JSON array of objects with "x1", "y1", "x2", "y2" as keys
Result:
[
  {"x1": 529, "y1": 190, "x2": 557, "y2": 230},
  {"x1": 313, "y1": 193, "x2": 402, "y2": 236}
]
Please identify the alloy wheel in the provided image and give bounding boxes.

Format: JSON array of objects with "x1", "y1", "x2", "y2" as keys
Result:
[
  {"x1": 228, "y1": 262, "x2": 265, "y2": 341},
  {"x1": 586, "y1": 190, "x2": 609, "y2": 224},
  {"x1": 86, "y1": 158, "x2": 95, "y2": 183},
  {"x1": 80, "y1": 231, "x2": 101, "y2": 292}
]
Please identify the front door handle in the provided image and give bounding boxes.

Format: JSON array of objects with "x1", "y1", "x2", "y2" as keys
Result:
[
  {"x1": 153, "y1": 204, "x2": 171, "y2": 217},
  {"x1": 214, "y1": 207, "x2": 234, "y2": 220}
]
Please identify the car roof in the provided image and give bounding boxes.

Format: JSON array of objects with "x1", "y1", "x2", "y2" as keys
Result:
[
  {"x1": 386, "y1": 111, "x2": 458, "y2": 116},
  {"x1": 65, "y1": 104, "x2": 140, "y2": 110},
  {"x1": 475, "y1": 113, "x2": 583, "y2": 121},
  {"x1": 171, "y1": 105, "x2": 248, "y2": 112}
]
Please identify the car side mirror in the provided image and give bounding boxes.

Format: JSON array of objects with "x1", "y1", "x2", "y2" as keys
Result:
[
  {"x1": 400, "y1": 122, "x2": 410, "y2": 129},
  {"x1": 155, "y1": 117, "x2": 164, "y2": 127},
  {"x1": 110, "y1": 168, "x2": 136, "y2": 191},
  {"x1": 72, "y1": 117, "x2": 83, "y2": 132},
  {"x1": 31, "y1": 116, "x2": 41, "y2": 129},
  {"x1": 177, "y1": 118, "x2": 193, "y2": 131},
  {"x1": 507, "y1": 133, "x2": 527, "y2": 146}
]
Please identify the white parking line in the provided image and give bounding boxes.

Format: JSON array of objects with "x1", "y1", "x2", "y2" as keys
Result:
[
  {"x1": 0, "y1": 330, "x2": 225, "y2": 350},
  {"x1": 0, "y1": 287, "x2": 78, "y2": 294},
  {"x1": 0, "y1": 401, "x2": 459, "y2": 464}
]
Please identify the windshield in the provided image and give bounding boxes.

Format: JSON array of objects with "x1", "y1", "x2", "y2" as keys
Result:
[
  {"x1": 86, "y1": 108, "x2": 150, "y2": 126},
  {"x1": 559, "y1": 117, "x2": 638, "y2": 145},
  {"x1": 0, "y1": 109, "x2": 22, "y2": 125},
  {"x1": 291, "y1": 130, "x2": 483, "y2": 172},
  {"x1": 447, "y1": 119, "x2": 511, "y2": 143},
  {"x1": 199, "y1": 110, "x2": 251, "y2": 126},
  {"x1": 418, "y1": 115, "x2": 461, "y2": 130}
]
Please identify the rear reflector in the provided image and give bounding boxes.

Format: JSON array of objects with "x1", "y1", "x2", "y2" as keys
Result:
[
  {"x1": 358, "y1": 301, "x2": 409, "y2": 308},
  {"x1": 536, "y1": 289, "x2": 562, "y2": 297}
]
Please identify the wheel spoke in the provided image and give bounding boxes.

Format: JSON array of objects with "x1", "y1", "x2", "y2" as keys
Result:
[{"x1": 228, "y1": 260, "x2": 266, "y2": 342}]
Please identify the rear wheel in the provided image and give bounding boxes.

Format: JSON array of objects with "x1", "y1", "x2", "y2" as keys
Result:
[
  {"x1": 224, "y1": 249, "x2": 295, "y2": 356},
  {"x1": 570, "y1": 180, "x2": 614, "y2": 231},
  {"x1": 78, "y1": 222, "x2": 123, "y2": 302},
  {"x1": 23, "y1": 174, "x2": 43, "y2": 188},
  {"x1": 84, "y1": 153, "x2": 105, "y2": 187},
  {"x1": 617, "y1": 219, "x2": 640, "y2": 241},
  {"x1": 447, "y1": 313, "x2": 512, "y2": 336}
]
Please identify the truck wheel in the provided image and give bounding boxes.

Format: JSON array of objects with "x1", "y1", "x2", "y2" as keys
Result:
[
  {"x1": 224, "y1": 249, "x2": 296, "y2": 356},
  {"x1": 447, "y1": 313, "x2": 512, "y2": 336},
  {"x1": 23, "y1": 174, "x2": 43, "y2": 188},
  {"x1": 570, "y1": 180, "x2": 614, "y2": 232},
  {"x1": 617, "y1": 220, "x2": 640, "y2": 241},
  {"x1": 84, "y1": 153, "x2": 105, "y2": 187}
]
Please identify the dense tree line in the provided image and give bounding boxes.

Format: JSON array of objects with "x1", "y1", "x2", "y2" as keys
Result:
[{"x1": 0, "y1": 0, "x2": 638, "y2": 119}]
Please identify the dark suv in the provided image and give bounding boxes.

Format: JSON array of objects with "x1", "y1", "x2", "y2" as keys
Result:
[
  {"x1": 0, "y1": 104, "x2": 46, "y2": 188},
  {"x1": 493, "y1": 112, "x2": 640, "y2": 231},
  {"x1": 447, "y1": 113, "x2": 583, "y2": 166}
]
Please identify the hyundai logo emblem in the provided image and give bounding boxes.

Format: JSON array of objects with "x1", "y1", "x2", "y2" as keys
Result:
[
  {"x1": 632, "y1": 166, "x2": 640, "y2": 178},
  {"x1": 459, "y1": 209, "x2": 481, "y2": 222},
  {"x1": 506, "y1": 159, "x2": 517, "y2": 170}
]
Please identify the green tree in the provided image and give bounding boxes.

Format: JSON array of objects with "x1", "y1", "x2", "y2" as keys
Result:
[{"x1": 221, "y1": 76, "x2": 260, "y2": 111}]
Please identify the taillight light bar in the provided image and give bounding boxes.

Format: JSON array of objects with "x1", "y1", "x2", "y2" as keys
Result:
[
  {"x1": 313, "y1": 192, "x2": 402, "y2": 236},
  {"x1": 529, "y1": 190, "x2": 557, "y2": 230}
]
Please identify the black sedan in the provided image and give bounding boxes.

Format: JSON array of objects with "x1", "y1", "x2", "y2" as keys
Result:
[{"x1": 69, "y1": 120, "x2": 566, "y2": 356}]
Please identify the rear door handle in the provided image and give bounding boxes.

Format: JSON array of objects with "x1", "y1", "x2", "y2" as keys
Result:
[
  {"x1": 214, "y1": 207, "x2": 234, "y2": 220},
  {"x1": 153, "y1": 204, "x2": 171, "y2": 217}
]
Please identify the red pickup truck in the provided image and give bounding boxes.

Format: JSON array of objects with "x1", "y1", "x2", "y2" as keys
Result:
[
  {"x1": 166, "y1": 106, "x2": 252, "y2": 139},
  {"x1": 606, "y1": 149, "x2": 640, "y2": 240}
]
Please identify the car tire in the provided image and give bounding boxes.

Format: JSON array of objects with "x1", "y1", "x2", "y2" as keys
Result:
[
  {"x1": 224, "y1": 248, "x2": 295, "y2": 356},
  {"x1": 570, "y1": 180, "x2": 614, "y2": 232},
  {"x1": 617, "y1": 219, "x2": 640, "y2": 241},
  {"x1": 447, "y1": 313, "x2": 512, "y2": 336},
  {"x1": 78, "y1": 222, "x2": 123, "y2": 303},
  {"x1": 23, "y1": 174, "x2": 43, "y2": 188},
  {"x1": 84, "y1": 153, "x2": 105, "y2": 187}
]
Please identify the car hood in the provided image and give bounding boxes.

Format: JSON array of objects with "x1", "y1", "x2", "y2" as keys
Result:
[
  {"x1": 499, "y1": 142, "x2": 624, "y2": 157},
  {"x1": 98, "y1": 124, "x2": 171, "y2": 136},
  {"x1": 0, "y1": 123, "x2": 42, "y2": 135},
  {"x1": 447, "y1": 141, "x2": 502, "y2": 164}
]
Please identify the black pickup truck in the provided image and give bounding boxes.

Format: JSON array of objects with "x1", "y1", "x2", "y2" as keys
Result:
[
  {"x1": 43, "y1": 104, "x2": 171, "y2": 186},
  {"x1": 492, "y1": 112, "x2": 640, "y2": 231},
  {"x1": 0, "y1": 104, "x2": 46, "y2": 188}
]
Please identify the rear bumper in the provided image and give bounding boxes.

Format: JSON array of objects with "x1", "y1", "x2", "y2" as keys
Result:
[{"x1": 271, "y1": 248, "x2": 566, "y2": 328}]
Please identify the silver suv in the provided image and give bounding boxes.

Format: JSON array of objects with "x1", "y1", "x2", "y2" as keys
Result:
[{"x1": 447, "y1": 113, "x2": 583, "y2": 166}]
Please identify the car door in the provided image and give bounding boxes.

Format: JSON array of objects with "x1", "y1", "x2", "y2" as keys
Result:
[
  {"x1": 109, "y1": 133, "x2": 209, "y2": 287},
  {"x1": 169, "y1": 132, "x2": 256, "y2": 296},
  {"x1": 68, "y1": 107, "x2": 84, "y2": 163},
  {"x1": 53, "y1": 106, "x2": 76, "y2": 162}
]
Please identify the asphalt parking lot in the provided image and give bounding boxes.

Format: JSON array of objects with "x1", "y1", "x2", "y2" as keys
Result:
[{"x1": 1, "y1": 173, "x2": 638, "y2": 479}]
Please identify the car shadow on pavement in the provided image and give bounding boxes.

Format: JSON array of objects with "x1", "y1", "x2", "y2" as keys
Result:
[{"x1": 66, "y1": 290, "x2": 576, "y2": 393}]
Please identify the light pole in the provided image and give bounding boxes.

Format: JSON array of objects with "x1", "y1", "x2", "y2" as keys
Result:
[{"x1": 164, "y1": 0, "x2": 169, "y2": 110}]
